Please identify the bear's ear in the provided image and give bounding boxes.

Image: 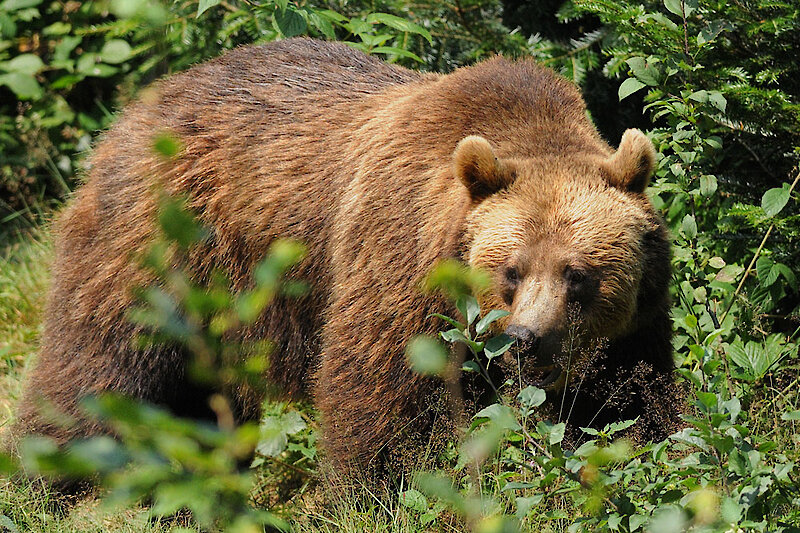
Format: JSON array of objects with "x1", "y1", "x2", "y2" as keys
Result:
[
  {"x1": 602, "y1": 129, "x2": 656, "y2": 194},
  {"x1": 453, "y1": 136, "x2": 515, "y2": 202}
]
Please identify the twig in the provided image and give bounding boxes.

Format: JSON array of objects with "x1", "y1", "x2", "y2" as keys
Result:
[
  {"x1": 681, "y1": 0, "x2": 692, "y2": 64},
  {"x1": 720, "y1": 170, "x2": 800, "y2": 323}
]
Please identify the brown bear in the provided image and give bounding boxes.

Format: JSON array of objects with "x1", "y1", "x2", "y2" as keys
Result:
[{"x1": 11, "y1": 38, "x2": 679, "y2": 473}]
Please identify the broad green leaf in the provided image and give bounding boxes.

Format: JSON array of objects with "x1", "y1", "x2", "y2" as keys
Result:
[
  {"x1": 456, "y1": 294, "x2": 480, "y2": 326},
  {"x1": 681, "y1": 214, "x2": 697, "y2": 239},
  {"x1": 574, "y1": 439, "x2": 598, "y2": 456},
  {"x1": 42, "y1": 21, "x2": 71, "y2": 35},
  {"x1": 3, "y1": 53, "x2": 44, "y2": 74},
  {"x1": 484, "y1": 333, "x2": 514, "y2": 360},
  {"x1": 100, "y1": 39, "x2": 132, "y2": 64},
  {"x1": 517, "y1": 386, "x2": 546, "y2": 408},
  {"x1": 308, "y1": 12, "x2": 335, "y2": 39},
  {"x1": 0, "y1": 515, "x2": 17, "y2": 533},
  {"x1": 618, "y1": 77, "x2": 645, "y2": 101},
  {"x1": 726, "y1": 342, "x2": 755, "y2": 376},
  {"x1": 515, "y1": 495, "x2": 543, "y2": 519},
  {"x1": 775, "y1": 263, "x2": 797, "y2": 291},
  {"x1": 607, "y1": 418, "x2": 637, "y2": 435},
  {"x1": 762, "y1": 185, "x2": 791, "y2": 217},
  {"x1": 275, "y1": 7, "x2": 307, "y2": 38},
  {"x1": 474, "y1": 404, "x2": 521, "y2": 431},
  {"x1": 697, "y1": 20, "x2": 730, "y2": 45},
  {"x1": 0, "y1": 0, "x2": 42, "y2": 10},
  {"x1": 626, "y1": 57, "x2": 659, "y2": 86},
  {"x1": 756, "y1": 256, "x2": 773, "y2": 285},
  {"x1": 461, "y1": 360, "x2": 480, "y2": 372},
  {"x1": 196, "y1": 0, "x2": 221, "y2": 17},
  {"x1": 629, "y1": 514, "x2": 648, "y2": 531},
  {"x1": 696, "y1": 391, "x2": 717, "y2": 410},
  {"x1": 781, "y1": 410, "x2": 800, "y2": 421},
  {"x1": 664, "y1": 0, "x2": 696, "y2": 16},
  {"x1": 549, "y1": 422, "x2": 566, "y2": 444},
  {"x1": 257, "y1": 423, "x2": 288, "y2": 457},
  {"x1": 399, "y1": 489, "x2": 428, "y2": 512},
  {"x1": 0, "y1": 72, "x2": 42, "y2": 99},
  {"x1": 280, "y1": 411, "x2": 306, "y2": 435},
  {"x1": 708, "y1": 256, "x2": 725, "y2": 269},
  {"x1": 406, "y1": 336, "x2": 447, "y2": 376},
  {"x1": 699, "y1": 174, "x2": 717, "y2": 196},
  {"x1": 366, "y1": 13, "x2": 432, "y2": 43},
  {"x1": 728, "y1": 448, "x2": 748, "y2": 476},
  {"x1": 707, "y1": 91, "x2": 727, "y2": 112},
  {"x1": 440, "y1": 328, "x2": 469, "y2": 345},
  {"x1": 475, "y1": 309, "x2": 510, "y2": 335}
]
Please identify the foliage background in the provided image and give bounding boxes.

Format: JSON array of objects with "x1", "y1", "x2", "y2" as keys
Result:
[{"x1": 0, "y1": 0, "x2": 799, "y2": 531}]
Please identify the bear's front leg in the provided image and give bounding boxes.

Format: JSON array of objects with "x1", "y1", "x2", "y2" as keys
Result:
[{"x1": 313, "y1": 294, "x2": 439, "y2": 477}]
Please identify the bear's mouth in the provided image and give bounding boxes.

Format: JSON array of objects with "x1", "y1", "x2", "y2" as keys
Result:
[
  {"x1": 503, "y1": 345, "x2": 565, "y2": 390},
  {"x1": 525, "y1": 365, "x2": 563, "y2": 389}
]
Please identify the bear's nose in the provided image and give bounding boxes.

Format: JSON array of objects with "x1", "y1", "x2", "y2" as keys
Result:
[{"x1": 504, "y1": 324, "x2": 540, "y2": 350}]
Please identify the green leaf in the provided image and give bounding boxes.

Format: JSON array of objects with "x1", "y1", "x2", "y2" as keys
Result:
[
  {"x1": 775, "y1": 263, "x2": 797, "y2": 291},
  {"x1": 707, "y1": 91, "x2": 727, "y2": 112},
  {"x1": 370, "y1": 46, "x2": 423, "y2": 63},
  {"x1": 517, "y1": 386, "x2": 546, "y2": 408},
  {"x1": 708, "y1": 256, "x2": 725, "y2": 269},
  {"x1": 474, "y1": 404, "x2": 521, "y2": 431},
  {"x1": 696, "y1": 391, "x2": 717, "y2": 410},
  {"x1": 43, "y1": 21, "x2": 71, "y2": 35},
  {"x1": 196, "y1": 0, "x2": 221, "y2": 17},
  {"x1": 0, "y1": 72, "x2": 42, "y2": 99},
  {"x1": 456, "y1": 294, "x2": 480, "y2": 326},
  {"x1": 3, "y1": 53, "x2": 44, "y2": 74},
  {"x1": 366, "y1": 13, "x2": 432, "y2": 43},
  {"x1": 157, "y1": 198, "x2": 204, "y2": 249},
  {"x1": 606, "y1": 418, "x2": 637, "y2": 435},
  {"x1": 406, "y1": 336, "x2": 448, "y2": 376},
  {"x1": 440, "y1": 328, "x2": 469, "y2": 345},
  {"x1": 681, "y1": 214, "x2": 697, "y2": 239},
  {"x1": 515, "y1": 495, "x2": 543, "y2": 519},
  {"x1": 428, "y1": 313, "x2": 464, "y2": 331},
  {"x1": 756, "y1": 256, "x2": 774, "y2": 285},
  {"x1": 618, "y1": 77, "x2": 645, "y2": 101},
  {"x1": 100, "y1": 39, "x2": 133, "y2": 64},
  {"x1": 484, "y1": 333, "x2": 514, "y2": 361},
  {"x1": 697, "y1": 20, "x2": 730, "y2": 45},
  {"x1": 629, "y1": 514, "x2": 648, "y2": 531},
  {"x1": 728, "y1": 448, "x2": 748, "y2": 476},
  {"x1": 0, "y1": 515, "x2": 17, "y2": 532},
  {"x1": 461, "y1": 360, "x2": 480, "y2": 373},
  {"x1": 626, "y1": 57, "x2": 659, "y2": 86},
  {"x1": 152, "y1": 131, "x2": 182, "y2": 158},
  {"x1": 781, "y1": 410, "x2": 800, "y2": 421},
  {"x1": 762, "y1": 185, "x2": 791, "y2": 217},
  {"x1": 308, "y1": 12, "x2": 335, "y2": 39},
  {"x1": 549, "y1": 422, "x2": 566, "y2": 444},
  {"x1": 0, "y1": 0, "x2": 42, "y2": 10},
  {"x1": 275, "y1": 7, "x2": 307, "y2": 38},
  {"x1": 664, "y1": 0, "x2": 696, "y2": 16},
  {"x1": 399, "y1": 489, "x2": 427, "y2": 512},
  {"x1": 475, "y1": 309, "x2": 510, "y2": 335},
  {"x1": 699, "y1": 175, "x2": 717, "y2": 196}
]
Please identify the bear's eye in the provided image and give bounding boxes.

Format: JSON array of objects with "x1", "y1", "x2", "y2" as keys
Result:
[
  {"x1": 505, "y1": 267, "x2": 520, "y2": 286},
  {"x1": 565, "y1": 267, "x2": 586, "y2": 287}
]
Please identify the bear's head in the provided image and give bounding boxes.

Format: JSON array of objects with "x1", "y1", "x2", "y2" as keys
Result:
[{"x1": 456, "y1": 129, "x2": 669, "y2": 388}]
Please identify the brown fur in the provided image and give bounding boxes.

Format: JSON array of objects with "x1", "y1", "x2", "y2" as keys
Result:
[{"x1": 11, "y1": 38, "x2": 679, "y2": 472}]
